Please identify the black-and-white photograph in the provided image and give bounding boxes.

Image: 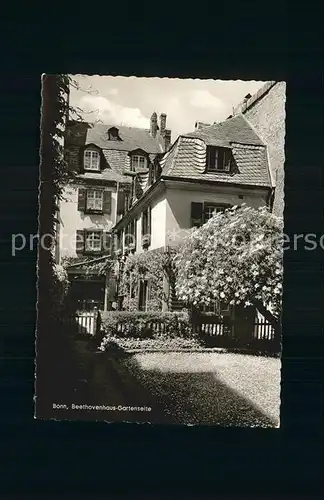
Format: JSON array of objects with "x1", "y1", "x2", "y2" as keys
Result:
[{"x1": 35, "y1": 75, "x2": 285, "y2": 426}]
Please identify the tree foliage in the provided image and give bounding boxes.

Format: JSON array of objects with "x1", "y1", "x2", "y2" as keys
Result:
[{"x1": 174, "y1": 205, "x2": 284, "y2": 328}]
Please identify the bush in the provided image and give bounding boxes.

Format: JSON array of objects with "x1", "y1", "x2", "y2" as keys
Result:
[
  {"x1": 99, "y1": 310, "x2": 192, "y2": 340},
  {"x1": 101, "y1": 335, "x2": 203, "y2": 352}
]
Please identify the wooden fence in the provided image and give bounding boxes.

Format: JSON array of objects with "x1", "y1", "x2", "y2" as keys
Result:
[
  {"x1": 253, "y1": 319, "x2": 276, "y2": 341},
  {"x1": 62, "y1": 309, "x2": 100, "y2": 336},
  {"x1": 60, "y1": 308, "x2": 279, "y2": 352},
  {"x1": 194, "y1": 314, "x2": 278, "y2": 351}
]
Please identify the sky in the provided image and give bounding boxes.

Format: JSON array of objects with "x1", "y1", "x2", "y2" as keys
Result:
[{"x1": 69, "y1": 75, "x2": 266, "y2": 140}]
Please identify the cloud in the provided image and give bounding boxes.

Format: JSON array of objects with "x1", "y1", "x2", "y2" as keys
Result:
[
  {"x1": 107, "y1": 88, "x2": 118, "y2": 96},
  {"x1": 190, "y1": 90, "x2": 225, "y2": 110},
  {"x1": 80, "y1": 95, "x2": 149, "y2": 128}
]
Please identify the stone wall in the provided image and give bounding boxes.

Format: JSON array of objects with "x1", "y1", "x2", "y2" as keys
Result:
[{"x1": 241, "y1": 82, "x2": 286, "y2": 218}]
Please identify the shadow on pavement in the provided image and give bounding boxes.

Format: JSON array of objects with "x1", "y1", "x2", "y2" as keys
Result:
[{"x1": 121, "y1": 354, "x2": 279, "y2": 427}]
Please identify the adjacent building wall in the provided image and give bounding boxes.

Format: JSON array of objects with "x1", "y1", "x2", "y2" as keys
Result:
[
  {"x1": 58, "y1": 184, "x2": 117, "y2": 260},
  {"x1": 242, "y1": 82, "x2": 286, "y2": 217}
]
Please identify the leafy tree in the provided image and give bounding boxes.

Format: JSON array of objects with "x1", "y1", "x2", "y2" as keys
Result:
[
  {"x1": 174, "y1": 205, "x2": 283, "y2": 332},
  {"x1": 36, "y1": 75, "x2": 102, "y2": 413}
]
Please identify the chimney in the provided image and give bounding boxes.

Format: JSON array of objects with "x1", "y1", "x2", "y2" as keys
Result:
[
  {"x1": 241, "y1": 93, "x2": 252, "y2": 113},
  {"x1": 160, "y1": 113, "x2": 167, "y2": 134},
  {"x1": 195, "y1": 121, "x2": 211, "y2": 131},
  {"x1": 163, "y1": 130, "x2": 171, "y2": 152},
  {"x1": 150, "y1": 112, "x2": 158, "y2": 137}
]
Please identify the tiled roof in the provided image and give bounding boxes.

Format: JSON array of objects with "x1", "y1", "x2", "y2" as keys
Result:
[
  {"x1": 184, "y1": 114, "x2": 264, "y2": 147},
  {"x1": 86, "y1": 123, "x2": 165, "y2": 153},
  {"x1": 68, "y1": 121, "x2": 164, "y2": 186},
  {"x1": 102, "y1": 149, "x2": 130, "y2": 175},
  {"x1": 160, "y1": 115, "x2": 272, "y2": 188},
  {"x1": 77, "y1": 169, "x2": 127, "y2": 184}
]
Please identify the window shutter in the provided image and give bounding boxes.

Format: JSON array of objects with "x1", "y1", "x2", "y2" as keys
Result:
[
  {"x1": 190, "y1": 202, "x2": 203, "y2": 228},
  {"x1": 102, "y1": 231, "x2": 112, "y2": 255},
  {"x1": 76, "y1": 230, "x2": 85, "y2": 253},
  {"x1": 103, "y1": 190, "x2": 112, "y2": 214},
  {"x1": 117, "y1": 189, "x2": 125, "y2": 215},
  {"x1": 77, "y1": 188, "x2": 87, "y2": 211}
]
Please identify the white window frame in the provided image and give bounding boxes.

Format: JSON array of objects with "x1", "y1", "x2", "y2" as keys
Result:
[
  {"x1": 204, "y1": 204, "x2": 226, "y2": 223},
  {"x1": 131, "y1": 155, "x2": 146, "y2": 171},
  {"x1": 86, "y1": 189, "x2": 103, "y2": 211},
  {"x1": 206, "y1": 147, "x2": 231, "y2": 172},
  {"x1": 217, "y1": 149, "x2": 231, "y2": 172},
  {"x1": 206, "y1": 147, "x2": 218, "y2": 171},
  {"x1": 84, "y1": 149, "x2": 100, "y2": 171},
  {"x1": 85, "y1": 231, "x2": 102, "y2": 252}
]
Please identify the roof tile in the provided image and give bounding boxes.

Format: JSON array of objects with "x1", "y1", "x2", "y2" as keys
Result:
[
  {"x1": 160, "y1": 116, "x2": 271, "y2": 188},
  {"x1": 86, "y1": 123, "x2": 165, "y2": 153},
  {"x1": 184, "y1": 114, "x2": 264, "y2": 147}
]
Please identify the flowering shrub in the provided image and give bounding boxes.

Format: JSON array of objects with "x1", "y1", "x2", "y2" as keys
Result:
[{"x1": 174, "y1": 205, "x2": 284, "y2": 329}]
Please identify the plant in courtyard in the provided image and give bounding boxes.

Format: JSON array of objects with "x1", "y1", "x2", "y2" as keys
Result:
[
  {"x1": 61, "y1": 255, "x2": 113, "y2": 276},
  {"x1": 174, "y1": 205, "x2": 283, "y2": 332},
  {"x1": 100, "y1": 310, "x2": 191, "y2": 337},
  {"x1": 119, "y1": 249, "x2": 177, "y2": 311},
  {"x1": 37, "y1": 75, "x2": 103, "y2": 409},
  {"x1": 52, "y1": 264, "x2": 70, "y2": 311}
]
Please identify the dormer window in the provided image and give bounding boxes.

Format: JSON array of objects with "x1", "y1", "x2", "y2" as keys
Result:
[
  {"x1": 206, "y1": 147, "x2": 231, "y2": 172},
  {"x1": 108, "y1": 127, "x2": 121, "y2": 141},
  {"x1": 84, "y1": 149, "x2": 100, "y2": 171},
  {"x1": 131, "y1": 155, "x2": 146, "y2": 171}
]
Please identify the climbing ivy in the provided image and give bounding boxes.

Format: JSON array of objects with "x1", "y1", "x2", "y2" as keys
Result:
[
  {"x1": 61, "y1": 255, "x2": 113, "y2": 276},
  {"x1": 119, "y1": 248, "x2": 178, "y2": 311}
]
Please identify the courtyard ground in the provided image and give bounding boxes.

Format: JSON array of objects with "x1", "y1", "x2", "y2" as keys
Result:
[{"x1": 122, "y1": 351, "x2": 281, "y2": 427}]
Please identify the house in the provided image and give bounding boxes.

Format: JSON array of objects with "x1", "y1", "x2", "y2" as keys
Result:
[
  {"x1": 57, "y1": 112, "x2": 172, "y2": 311},
  {"x1": 112, "y1": 111, "x2": 274, "y2": 313}
]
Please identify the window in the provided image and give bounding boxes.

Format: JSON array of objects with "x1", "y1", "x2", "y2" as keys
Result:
[
  {"x1": 141, "y1": 206, "x2": 151, "y2": 247},
  {"x1": 108, "y1": 127, "x2": 121, "y2": 141},
  {"x1": 85, "y1": 231, "x2": 102, "y2": 252},
  {"x1": 206, "y1": 147, "x2": 231, "y2": 172},
  {"x1": 203, "y1": 204, "x2": 227, "y2": 223},
  {"x1": 131, "y1": 155, "x2": 146, "y2": 171},
  {"x1": 125, "y1": 219, "x2": 137, "y2": 250},
  {"x1": 77, "y1": 188, "x2": 111, "y2": 214},
  {"x1": 84, "y1": 149, "x2": 100, "y2": 171},
  {"x1": 86, "y1": 189, "x2": 103, "y2": 211}
]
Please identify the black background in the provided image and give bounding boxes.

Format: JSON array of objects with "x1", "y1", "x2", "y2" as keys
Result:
[{"x1": 0, "y1": 2, "x2": 323, "y2": 498}]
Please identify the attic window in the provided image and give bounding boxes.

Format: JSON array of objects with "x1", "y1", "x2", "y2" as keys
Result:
[
  {"x1": 131, "y1": 155, "x2": 146, "y2": 171},
  {"x1": 108, "y1": 127, "x2": 121, "y2": 141},
  {"x1": 84, "y1": 149, "x2": 100, "y2": 171},
  {"x1": 206, "y1": 147, "x2": 231, "y2": 172}
]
